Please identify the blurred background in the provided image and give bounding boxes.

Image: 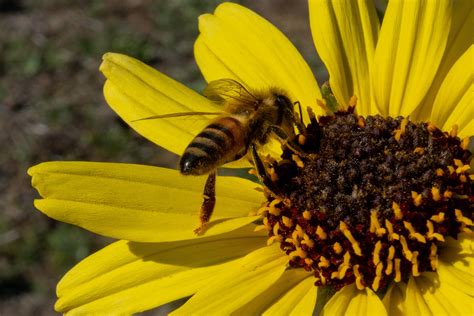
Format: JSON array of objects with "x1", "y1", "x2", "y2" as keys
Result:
[{"x1": 0, "y1": 0, "x2": 332, "y2": 314}]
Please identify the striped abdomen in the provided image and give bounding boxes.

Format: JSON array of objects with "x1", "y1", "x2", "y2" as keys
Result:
[{"x1": 180, "y1": 116, "x2": 247, "y2": 175}]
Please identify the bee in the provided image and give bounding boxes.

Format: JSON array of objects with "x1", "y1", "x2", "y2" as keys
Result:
[{"x1": 136, "y1": 79, "x2": 304, "y2": 234}]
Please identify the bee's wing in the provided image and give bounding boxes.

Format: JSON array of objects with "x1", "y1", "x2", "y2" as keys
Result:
[{"x1": 204, "y1": 79, "x2": 258, "y2": 106}]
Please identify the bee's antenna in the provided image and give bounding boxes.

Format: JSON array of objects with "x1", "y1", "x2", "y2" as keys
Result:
[
  {"x1": 293, "y1": 101, "x2": 303, "y2": 123},
  {"x1": 293, "y1": 101, "x2": 306, "y2": 134},
  {"x1": 131, "y1": 111, "x2": 223, "y2": 122}
]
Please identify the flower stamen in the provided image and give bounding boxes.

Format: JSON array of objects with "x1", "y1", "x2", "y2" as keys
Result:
[{"x1": 340, "y1": 222, "x2": 363, "y2": 256}]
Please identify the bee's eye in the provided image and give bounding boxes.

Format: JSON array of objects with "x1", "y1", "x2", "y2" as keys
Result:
[{"x1": 276, "y1": 95, "x2": 291, "y2": 108}]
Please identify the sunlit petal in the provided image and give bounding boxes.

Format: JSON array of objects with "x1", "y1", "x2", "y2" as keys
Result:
[
  {"x1": 372, "y1": 0, "x2": 452, "y2": 117},
  {"x1": 431, "y1": 45, "x2": 473, "y2": 136},
  {"x1": 56, "y1": 226, "x2": 266, "y2": 314},
  {"x1": 344, "y1": 288, "x2": 387, "y2": 316},
  {"x1": 438, "y1": 234, "x2": 474, "y2": 286},
  {"x1": 195, "y1": 2, "x2": 321, "y2": 120},
  {"x1": 382, "y1": 283, "x2": 406, "y2": 316},
  {"x1": 170, "y1": 244, "x2": 287, "y2": 315},
  {"x1": 415, "y1": 272, "x2": 473, "y2": 315},
  {"x1": 234, "y1": 269, "x2": 312, "y2": 315},
  {"x1": 287, "y1": 279, "x2": 318, "y2": 316},
  {"x1": 309, "y1": 0, "x2": 379, "y2": 115},
  {"x1": 322, "y1": 284, "x2": 386, "y2": 316},
  {"x1": 101, "y1": 53, "x2": 219, "y2": 156},
  {"x1": 441, "y1": 85, "x2": 473, "y2": 139},
  {"x1": 261, "y1": 276, "x2": 316, "y2": 316},
  {"x1": 437, "y1": 261, "x2": 474, "y2": 297},
  {"x1": 459, "y1": 120, "x2": 474, "y2": 140},
  {"x1": 29, "y1": 161, "x2": 262, "y2": 242},
  {"x1": 403, "y1": 277, "x2": 432, "y2": 315},
  {"x1": 431, "y1": 44, "x2": 472, "y2": 125},
  {"x1": 415, "y1": 0, "x2": 473, "y2": 120}
]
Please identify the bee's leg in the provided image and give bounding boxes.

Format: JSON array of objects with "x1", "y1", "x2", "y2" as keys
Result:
[
  {"x1": 268, "y1": 125, "x2": 306, "y2": 157},
  {"x1": 293, "y1": 101, "x2": 306, "y2": 135},
  {"x1": 250, "y1": 144, "x2": 279, "y2": 195},
  {"x1": 194, "y1": 170, "x2": 217, "y2": 235}
]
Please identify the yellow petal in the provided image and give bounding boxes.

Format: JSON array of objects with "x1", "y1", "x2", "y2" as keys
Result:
[
  {"x1": 433, "y1": 47, "x2": 473, "y2": 127},
  {"x1": 234, "y1": 269, "x2": 312, "y2": 315},
  {"x1": 56, "y1": 225, "x2": 266, "y2": 314},
  {"x1": 459, "y1": 121, "x2": 474, "y2": 140},
  {"x1": 439, "y1": 233, "x2": 474, "y2": 276},
  {"x1": 442, "y1": 233, "x2": 473, "y2": 252},
  {"x1": 344, "y1": 288, "x2": 387, "y2": 316},
  {"x1": 170, "y1": 244, "x2": 288, "y2": 315},
  {"x1": 431, "y1": 45, "x2": 473, "y2": 134},
  {"x1": 437, "y1": 234, "x2": 474, "y2": 297},
  {"x1": 100, "y1": 53, "x2": 219, "y2": 156},
  {"x1": 289, "y1": 279, "x2": 318, "y2": 316},
  {"x1": 194, "y1": 2, "x2": 321, "y2": 120},
  {"x1": 322, "y1": 283, "x2": 356, "y2": 315},
  {"x1": 322, "y1": 284, "x2": 386, "y2": 316},
  {"x1": 442, "y1": 88, "x2": 473, "y2": 139},
  {"x1": 415, "y1": 272, "x2": 473, "y2": 315},
  {"x1": 437, "y1": 261, "x2": 474, "y2": 297},
  {"x1": 262, "y1": 276, "x2": 317, "y2": 316},
  {"x1": 415, "y1": 1, "x2": 473, "y2": 121},
  {"x1": 382, "y1": 283, "x2": 407, "y2": 316},
  {"x1": 309, "y1": 0, "x2": 380, "y2": 115},
  {"x1": 29, "y1": 161, "x2": 263, "y2": 242},
  {"x1": 403, "y1": 277, "x2": 431, "y2": 315},
  {"x1": 372, "y1": 0, "x2": 452, "y2": 117}
]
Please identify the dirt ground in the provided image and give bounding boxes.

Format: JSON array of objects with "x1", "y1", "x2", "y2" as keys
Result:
[{"x1": 0, "y1": 0, "x2": 326, "y2": 314}]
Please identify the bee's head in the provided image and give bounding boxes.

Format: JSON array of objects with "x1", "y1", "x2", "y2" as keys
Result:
[
  {"x1": 275, "y1": 94, "x2": 293, "y2": 110},
  {"x1": 273, "y1": 93, "x2": 299, "y2": 125}
]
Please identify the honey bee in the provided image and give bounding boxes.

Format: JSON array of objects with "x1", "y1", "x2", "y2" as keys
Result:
[{"x1": 136, "y1": 79, "x2": 304, "y2": 234}]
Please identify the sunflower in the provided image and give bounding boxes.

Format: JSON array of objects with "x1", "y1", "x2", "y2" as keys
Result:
[{"x1": 29, "y1": 1, "x2": 473, "y2": 315}]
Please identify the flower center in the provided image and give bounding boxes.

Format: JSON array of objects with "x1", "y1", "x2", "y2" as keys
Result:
[{"x1": 258, "y1": 107, "x2": 472, "y2": 292}]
